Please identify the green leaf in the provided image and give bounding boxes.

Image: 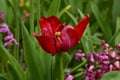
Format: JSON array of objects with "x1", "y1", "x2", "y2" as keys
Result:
[
  {"x1": 90, "y1": 36, "x2": 101, "y2": 45},
  {"x1": 100, "y1": 71, "x2": 120, "y2": 80},
  {"x1": 52, "y1": 54, "x2": 62, "y2": 80},
  {"x1": 0, "y1": 47, "x2": 25, "y2": 80},
  {"x1": 21, "y1": 22, "x2": 45, "y2": 80},
  {"x1": 52, "y1": 53, "x2": 70, "y2": 80},
  {"x1": 7, "y1": 61, "x2": 21, "y2": 80},
  {"x1": 77, "y1": 9, "x2": 94, "y2": 52},
  {"x1": 112, "y1": 0, "x2": 120, "y2": 21},
  {"x1": 65, "y1": 11, "x2": 78, "y2": 25},
  {"x1": 115, "y1": 16, "x2": 120, "y2": 44},
  {"x1": 58, "y1": 5, "x2": 71, "y2": 18},
  {"x1": 0, "y1": 74, "x2": 7, "y2": 80},
  {"x1": 90, "y1": 2, "x2": 112, "y2": 41},
  {"x1": 30, "y1": 0, "x2": 34, "y2": 35},
  {"x1": 46, "y1": 0, "x2": 61, "y2": 16}
]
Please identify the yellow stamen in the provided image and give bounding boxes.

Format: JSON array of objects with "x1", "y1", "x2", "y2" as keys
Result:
[{"x1": 55, "y1": 32, "x2": 61, "y2": 37}]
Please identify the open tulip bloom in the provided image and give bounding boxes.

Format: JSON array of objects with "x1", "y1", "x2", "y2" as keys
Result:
[{"x1": 33, "y1": 15, "x2": 89, "y2": 55}]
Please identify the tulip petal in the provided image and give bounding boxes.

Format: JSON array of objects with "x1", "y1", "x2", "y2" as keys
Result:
[
  {"x1": 56, "y1": 25, "x2": 79, "y2": 52},
  {"x1": 33, "y1": 32, "x2": 56, "y2": 54},
  {"x1": 39, "y1": 17, "x2": 54, "y2": 39},
  {"x1": 76, "y1": 14, "x2": 90, "y2": 40},
  {"x1": 48, "y1": 16, "x2": 64, "y2": 32}
]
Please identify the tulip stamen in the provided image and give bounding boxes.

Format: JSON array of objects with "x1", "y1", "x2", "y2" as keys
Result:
[{"x1": 55, "y1": 32, "x2": 61, "y2": 37}]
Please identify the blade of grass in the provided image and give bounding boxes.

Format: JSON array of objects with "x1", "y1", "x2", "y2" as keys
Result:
[
  {"x1": 65, "y1": 11, "x2": 77, "y2": 25},
  {"x1": 36, "y1": 0, "x2": 41, "y2": 34},
  {"x1": 0, "y1": 46, "x2": 25, "y2": 80},
  {"x1": 112, "y1": 0, "x2": 120, "y2": 22},
  {"x1": 90, "y1": 2, "x2": 112, "y2": 41},
  {"x1": 77, "y1": 9, "x2": 94, "y2": 52},
  {"x1": 58, "y1": 5, "x2": 71, "y2": 18},
  {"x1": 115, "y1": 16, "x2": 120, "y2": 44},
  {"x1": 0, "y1": 74, "x2": 7, "y2": 80},
  {"x1": 30, "y1": 0, "x2": 34, "y2": 35},
  {"x1": 21, "y1": 21, "x2": 45, "y2": 80},
  {"x1": 46, "y1": 0, "x2": 61, "y2": 16},
  {"x1": 13, "y1": 0, "x2": 20, "y2": 60}
]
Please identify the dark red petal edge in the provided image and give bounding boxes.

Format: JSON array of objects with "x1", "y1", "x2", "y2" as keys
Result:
[
  {"x1": 56, "y1": 25, "x2": 79, "y2": 52},
  {"x1": 33, "y1": 32, "x2": 56, "y2": 54},
  {"x1": 75, "y1": 14, "x2": 90, "y2": 40},
  {"x1": 48, "y1": 16, "x2": 64, "y2": 32}
]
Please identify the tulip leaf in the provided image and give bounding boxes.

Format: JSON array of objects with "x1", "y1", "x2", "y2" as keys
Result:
[
  {"x1": 46, "y1": 0, "x2": 61, "y2": 16},
  {"x1": 0, "y1": 46, "x2": 25, "y2": 80},
  {"x1": 6, "y1": 61, "x2": 21, "y2": 80},
  {"x1": 0, "y1": 74, "x2": 7, "y2": 80},
  {"x1": 90, "y1": 2, "x2": 112, "y2": 41},
  {"x1": 58, "y1": 5, "x2": 71, "y2": 18},
  {"x1": 115, "y1": 16, "x2": 120, "y2": 44},
  {"x1": 30, "y1": 0, "x2": 34, "y2": 35},
  {"x1": 65, "y1": 11, "x2": 78, "y2": 25},
  {"x1": 112, "y1": 0, "x2": 120, "y2": 21},
  {"x1": 21, "y1": 22, "x2": 45, "y2": 80},
  {"x1": 100, "y1": 71, "x2": 120, "y2": 80},
  {"x1": 90, "y1": 36, "x2": 101, "y2": 45}
]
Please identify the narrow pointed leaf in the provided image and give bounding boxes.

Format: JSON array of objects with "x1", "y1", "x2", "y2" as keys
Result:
[
  {"x1": 0, "y1": 46, "x2": 25, "y2": 80},
  {"x1": 115, "y1": 16, "x2": 120, "y2": 44},
  {"x1": 21, "y1": 22, "x2": 45, "y2": 80},
  {"x1": 90, "y1": 2, "x2": 112, "y2": 41},
  {"x1": 46, "y1": 0, "x2": 61, "y2": 16}
]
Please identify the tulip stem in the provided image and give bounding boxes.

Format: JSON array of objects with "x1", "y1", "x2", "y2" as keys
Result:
[
  {"x1": 52, "y1": 53, "x2": 64, "y2": 80},
  {"x1": 60, "y1": 54, "x2": 64, "y2": 80}
]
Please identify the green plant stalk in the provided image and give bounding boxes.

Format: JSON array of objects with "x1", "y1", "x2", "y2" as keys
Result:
[
  {"x1": 36, "y1": 0, "x2": 41, "y2": 34},
  {"x1": 46, "y1": 0, "x2": 61, "y2": 16},
  {"x1": 77, "y1": 9, "x2": 94, "y2": 52},
  {"x1": 52, "y1": 53, "x2": 64, "y2": 80},
  {"x1": 58, "y1": 5, "x2": 71, "y2": 18},
  {"x1": 65, "y1": 11, "x2": 77, "y2": 25},
  {"x1": 13, "y1": 0, "x2": 19, "y2": 60},
  {"x1": 74, "y1": 72, "x2": 83, "y2": 78},
  {"x1": 30, "y1": 0, "x2": 34, "y2": 35},
  {"x1": 60, "y1": 54, "x2": 64, "y2": 80},
  {"x1": 0, "y1": 34, "x2": 4, "y2": 75},
  {"x1": 70, "y1": 58, "x2": 86, "y2": 73},
  {"x1": 0, "y1": 35, "x2": 2, "y2": 46}
]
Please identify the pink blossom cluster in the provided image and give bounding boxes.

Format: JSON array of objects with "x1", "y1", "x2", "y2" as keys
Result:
[
  {"x1": 0, "y1": 11, "x2": 18, "y2": 46},
  {"x1": 75, "y1": 40, "x2": 120, "y2": 80}
]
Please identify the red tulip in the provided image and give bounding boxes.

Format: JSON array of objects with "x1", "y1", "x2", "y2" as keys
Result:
[{"x1": 33, "y1": 15, "x2": 90, "y2": 55}]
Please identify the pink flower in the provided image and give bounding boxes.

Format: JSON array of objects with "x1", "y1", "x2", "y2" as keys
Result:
[
  {"x1": 65, "y1": 72, "x2": 74, "y2": 80},
  {"x1": 0, "y1": 23, "x2": 18, "y2": 46}
]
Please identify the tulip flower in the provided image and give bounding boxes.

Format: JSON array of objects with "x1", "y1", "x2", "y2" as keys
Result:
[{"x1": 33, "y1": 15, "x2": 89, "y2": 54}]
